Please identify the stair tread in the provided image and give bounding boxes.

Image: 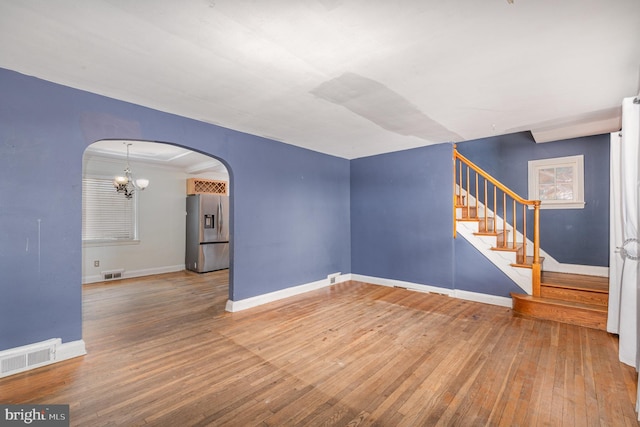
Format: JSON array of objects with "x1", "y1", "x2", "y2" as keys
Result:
[
  {"x1": 541, "y1": 272, "x2": 608, "y2": 293},
  {"x1": 510, "y1": 256, "x2": 545, "y2": 269},
  {"x1": 511, "y1": 293, "x2": 607, "y2": 313},
  {"x1": 474, "y1": 229, "x2": 506, "y2": 236},
  {"x1": 491, "y1": 244, "x2": 523, "y2": 252}
]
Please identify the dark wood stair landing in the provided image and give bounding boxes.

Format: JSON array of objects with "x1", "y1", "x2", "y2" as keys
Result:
[{"x1": 511, "y1": 272, "x2": 609, "y2": 330}]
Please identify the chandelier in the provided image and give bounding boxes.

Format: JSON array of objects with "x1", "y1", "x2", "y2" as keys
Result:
[{"x1": 113, "y1": 142, "x2": 149, "y2": 199}]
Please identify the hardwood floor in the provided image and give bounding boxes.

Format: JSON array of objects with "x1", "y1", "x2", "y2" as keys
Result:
[{"x1": 1, "y1": 271, "x2": 638, "y2": 426}]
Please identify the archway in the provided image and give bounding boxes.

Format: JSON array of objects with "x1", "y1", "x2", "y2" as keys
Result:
[{"x1": 81, "y1": 139, "x2": 232, "y2": 300}]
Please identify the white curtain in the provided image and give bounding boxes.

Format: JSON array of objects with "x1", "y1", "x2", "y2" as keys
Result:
[{"x1": 608, "y1": 96, "x2": 640, "y2": 417}]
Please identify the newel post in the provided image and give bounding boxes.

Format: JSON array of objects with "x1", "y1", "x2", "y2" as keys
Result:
[
  {"x1": 452, "y1": 144, "x2": 457, "y2": 239},
  {"x1": 532, "y1": 200, "x2": 541, "y2": 297}
]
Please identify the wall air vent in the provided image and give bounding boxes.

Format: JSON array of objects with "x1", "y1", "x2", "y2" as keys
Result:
[
  {"x1": 0, "y1": 338, "x2": 60, "y2": 378},
  {"x1": 102, "y1": 269, "x2": 124, "y2": 281}
]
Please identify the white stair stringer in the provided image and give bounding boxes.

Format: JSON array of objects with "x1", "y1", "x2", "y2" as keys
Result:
[
  {"x1": 454, "y1": 191, "x2": 607, "y2": 293},
  {"x1": 456, "y1": 220, "x2": 532, "y2": 294}
]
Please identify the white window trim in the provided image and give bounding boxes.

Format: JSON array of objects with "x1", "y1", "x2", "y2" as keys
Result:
[{"x1": 528, "y1": 155, "x2": 585, "y2": 209}]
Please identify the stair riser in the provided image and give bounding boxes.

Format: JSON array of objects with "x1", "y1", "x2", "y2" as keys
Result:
[
  {"x1": 496, "y1": 232, "x2": 511, "y2": 247},
  {"x1": 541, "y1": 287, "x2": 608, "y2": 307},
  {"x1": 460, "y1": 207, "x2": 478, "y2": 219},
  {"x1": 512, "y1": 298, "x2": 607, "y2": 330},
  {"x1": 478, "y1": 218, "x2": 495, "y2": 232}
]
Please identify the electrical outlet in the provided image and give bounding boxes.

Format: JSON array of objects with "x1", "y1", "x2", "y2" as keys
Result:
[
  {"x1": 327, "y1": 272, "x2": 341, "y2": 284},
  {"x1": 94, "y1": 260, "x2": 100, "y2": 267}
]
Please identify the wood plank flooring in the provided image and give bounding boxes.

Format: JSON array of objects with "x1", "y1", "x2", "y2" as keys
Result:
[{"x1": 1, "y1": 271, "x2": 638, "y2": 426}]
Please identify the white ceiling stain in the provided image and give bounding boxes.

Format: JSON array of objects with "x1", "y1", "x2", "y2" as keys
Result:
[
  {"x1": 311, "y1": 72, "x2": 463, "y2": 142},
  {"x1": 0, "y1": 0, "x2": 639, "y2": 159}
]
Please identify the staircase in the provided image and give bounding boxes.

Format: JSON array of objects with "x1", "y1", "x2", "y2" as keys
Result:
[{"x1": 454, "y1": 147, "x2": 609, "y2": 331}]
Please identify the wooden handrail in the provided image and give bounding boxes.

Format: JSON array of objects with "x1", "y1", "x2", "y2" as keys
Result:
[
  {"x1": 453, "y1": 146, "x2": 542, "y2": 297},
  {"x1": 454, "y1": 150, "x2": 536, "y2": 206}
]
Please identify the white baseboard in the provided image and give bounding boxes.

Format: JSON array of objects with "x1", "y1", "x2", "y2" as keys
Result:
[
  {"x1": 350, "y1": 274, "x2": 513, "y2": 308},
  {"x1": 225, "y1": 273, "x2": 513, "y2": 313},
  {"x1": 56, "y1": 339, "x2": 87, "y2": 362},
  {"x1": 350, "y1": 274, "x2": 454, "y2": 296},
  {"x1": 225, "y1": 273, "x2": 349, "y2": 312},
  {"x1": 83, "y1": 264, "x2": 185, "y2": 284},
  {"x1": 452, "y1": 289, "x2": 513, "y2": 307}
]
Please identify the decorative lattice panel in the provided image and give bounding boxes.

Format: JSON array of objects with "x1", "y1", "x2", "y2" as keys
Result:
[{"x1": 187, "y1": 178, "x2": 227, "y2": 195}]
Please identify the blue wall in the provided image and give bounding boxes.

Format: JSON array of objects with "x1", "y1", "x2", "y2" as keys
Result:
[
  {"x1": 456, "y1": 132, "x2": 609, "y2": 267},
  {"x1": 0, "y1": 69, "x2": 351, "y2": 350},
  {"x1": 351, "y1": 143, "x2": 454, "y2": 288},
  {"x1": 454, "y1": 238, "x2": 523, "y2": 297},
  {"x1": 0, "y1": 66, "x2": 612, "y2": 352},
  {"x1": 350, "y1": 142, "x2": 522, "y2": 297}
]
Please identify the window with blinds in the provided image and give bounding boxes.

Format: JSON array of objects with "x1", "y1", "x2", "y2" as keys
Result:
[{"x1": 82, "y1": 177, "x2": 137, "y2": 241}]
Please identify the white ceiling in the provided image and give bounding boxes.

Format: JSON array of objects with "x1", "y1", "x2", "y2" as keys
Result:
[{"x1": 1, "y1": 0, "x2": 639, "y2": 159}]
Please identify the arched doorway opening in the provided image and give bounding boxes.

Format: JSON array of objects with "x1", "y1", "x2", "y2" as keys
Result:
[{"x1": 81, "y1": 139, "x2": 232, "y2": 304}]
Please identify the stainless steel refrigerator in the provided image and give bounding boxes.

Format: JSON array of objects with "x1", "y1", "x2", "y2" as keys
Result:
[{"x1": 185, "y1": 194, "x2": 229, "y2": 273}]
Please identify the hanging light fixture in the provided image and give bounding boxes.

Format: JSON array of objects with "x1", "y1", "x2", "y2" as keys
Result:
[{"x1": 113, "y1": 142, "x2": 149, "y2": 199}]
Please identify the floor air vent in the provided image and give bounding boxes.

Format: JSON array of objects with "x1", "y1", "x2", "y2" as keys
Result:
[{"x1": 0, "y1": 338, "x2": 60, "y2": 378}]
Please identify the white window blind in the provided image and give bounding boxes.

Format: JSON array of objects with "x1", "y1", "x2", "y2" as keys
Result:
[{"x1": 82, "y1": 177, "x2": 137, "y2": 241}]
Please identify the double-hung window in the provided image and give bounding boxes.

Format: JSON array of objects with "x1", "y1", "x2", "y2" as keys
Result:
[
  {"x1": 528, "y1": 155, "x2": 585, "y2": 209},
  {"x1": 82, "y1": 176, "x2": 138, "y2": 243}
]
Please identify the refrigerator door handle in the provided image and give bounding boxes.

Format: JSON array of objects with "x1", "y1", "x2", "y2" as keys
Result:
[{"x1": 217, "y1": 200, "x2": 223, "y2": 236}]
